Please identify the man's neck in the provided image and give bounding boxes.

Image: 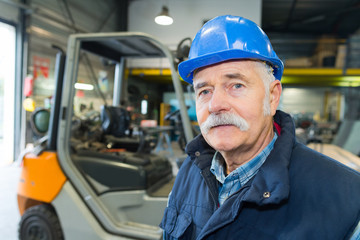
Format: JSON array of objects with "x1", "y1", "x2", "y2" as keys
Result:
[{"x1": 220, "y1": 127, "x2": 275, "y2": 175}]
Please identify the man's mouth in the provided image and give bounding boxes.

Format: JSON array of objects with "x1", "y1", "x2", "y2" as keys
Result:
[{"x1": 212, "y1": 124, "x2": 234, "y2": 128}]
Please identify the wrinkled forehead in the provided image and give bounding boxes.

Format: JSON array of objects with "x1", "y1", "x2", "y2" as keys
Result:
[
  {"x1": 192, "y1": 59, "x2": 271, "y2": 80},
  {"x1": 192, "y1": 59, "x2": 271, "y2": 83}
]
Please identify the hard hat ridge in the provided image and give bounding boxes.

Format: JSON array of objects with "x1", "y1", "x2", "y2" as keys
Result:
[{"x1": 178, "y1": 15, "x2": 284, "y2": 84}]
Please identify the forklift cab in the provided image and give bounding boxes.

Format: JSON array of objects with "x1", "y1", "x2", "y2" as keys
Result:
[{"x1": 17, "y1": 33, "x2": 193, "y2": 240}]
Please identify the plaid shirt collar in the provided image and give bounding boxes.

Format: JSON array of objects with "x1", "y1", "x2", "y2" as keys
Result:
[{"x1": 210, "y1": 133, "x2": 278, "y2": 205}]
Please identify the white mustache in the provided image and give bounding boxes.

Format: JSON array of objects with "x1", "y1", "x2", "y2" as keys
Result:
[{"x1": 200, "y1": 112, "x2": 249, "y2": 134}]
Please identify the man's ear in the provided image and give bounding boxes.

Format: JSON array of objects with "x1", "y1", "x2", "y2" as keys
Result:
[{"x1": 270, "y1": 80, "x2": 282, "y2": 116}]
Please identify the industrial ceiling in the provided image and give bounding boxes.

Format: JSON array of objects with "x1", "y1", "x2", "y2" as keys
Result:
[
  {"x1": 262, "y1": 0, "x2": 360, "y2": 62},
  {"x1": 262, "y1": 0, "x2": 360, "y2": 37}
]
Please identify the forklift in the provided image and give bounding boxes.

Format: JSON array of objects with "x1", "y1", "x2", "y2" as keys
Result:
[{"x1": 17, "y1": 32, "x2": 194, "y2": 239}]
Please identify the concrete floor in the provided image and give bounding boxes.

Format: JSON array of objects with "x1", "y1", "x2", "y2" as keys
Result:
[{"x1": 0, "y1": 164, "x2": 21, "y2": 240}]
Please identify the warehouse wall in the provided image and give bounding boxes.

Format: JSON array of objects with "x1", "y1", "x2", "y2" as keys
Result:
[
  {"x1": 0, "y1": 0, "x2": 129, "y2": 147},
  {"x1": 24, "y1": 0, "x2": 127, "y2": 99},
  {"x1": 0, "y1": 2, "x2": 19, "y2": 23},
  {"x1": 282, "y1": 88, "x2": 326, "y2": 116},
  {"x1": 128, "y1": 0, "x2": 262, "y2": 49}
]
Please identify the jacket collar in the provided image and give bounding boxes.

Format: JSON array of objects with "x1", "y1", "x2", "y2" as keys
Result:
[
  {"x1": 186, "y1": 110, "x2": 296, "y2": 206},
  {"x1": 185, "y1": 133, "x2": 215, "y2": 170},
  {"x1": 242, "y1": 110, "x2": 295, "y2": 205}
]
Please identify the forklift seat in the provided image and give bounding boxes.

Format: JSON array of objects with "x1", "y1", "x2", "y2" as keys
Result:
[
  {"x1": 100, "y1": 105, "x2": 155, "y2": 153},
  {"x1": 101, "y1": 105, "x2": 130, "y2": 138}
]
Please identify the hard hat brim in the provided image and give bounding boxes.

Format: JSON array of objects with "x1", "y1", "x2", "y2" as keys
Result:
[{"x1": 178, "y1": 49, "x2": 284, "y2": 84}]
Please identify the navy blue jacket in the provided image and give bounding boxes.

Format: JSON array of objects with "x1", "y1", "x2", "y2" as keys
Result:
[{"x1": 160, "y1": 110, "x2": 360, "y2": 239}]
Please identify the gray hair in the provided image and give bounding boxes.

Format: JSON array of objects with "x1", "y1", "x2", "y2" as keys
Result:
[{"x1": 253, "y1": 61, "x2": 276, "y2": 116}]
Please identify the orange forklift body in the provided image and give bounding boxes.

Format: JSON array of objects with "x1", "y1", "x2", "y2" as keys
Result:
[{"x1": 17, "y1": 151, "x2": 67, "y2": 215}]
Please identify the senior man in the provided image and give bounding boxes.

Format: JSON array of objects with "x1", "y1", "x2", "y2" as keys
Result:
[{"x1": 160, "y1": 15, "x2": 360, "y2": 240}]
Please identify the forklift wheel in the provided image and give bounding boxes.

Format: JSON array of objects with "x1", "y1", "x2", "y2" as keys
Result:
[{"x1": 19, "y1": 204, "x2": 64, "y2": 240}]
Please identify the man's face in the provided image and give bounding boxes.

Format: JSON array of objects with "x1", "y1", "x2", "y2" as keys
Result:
[{"x1": 193, "y1": 60, "x2": 277, "y2": 153}]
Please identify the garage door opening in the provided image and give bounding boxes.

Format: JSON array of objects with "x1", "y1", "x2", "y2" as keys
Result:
[{"x1": 0, "y1": 21, "x2": 16, "y2": 166}]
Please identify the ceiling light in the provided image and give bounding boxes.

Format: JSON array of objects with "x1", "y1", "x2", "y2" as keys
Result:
[
  {"x1": 155, "y1": 6, "x2": 173, "y2": 26},
  {"x1": 75, "y1": 83, "x2": 94, "y2": 91}
]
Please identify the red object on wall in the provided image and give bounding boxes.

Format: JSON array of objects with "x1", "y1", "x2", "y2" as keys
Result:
[
  {"x1": 76, "y1": 90, "x2": 84, "y2": 98},
  {"x1": 24, "y1": 75, "x2": 34, "y2": 97},
  {"x1": 33, "y1": 56, "x2": 50, "y2": 79}
]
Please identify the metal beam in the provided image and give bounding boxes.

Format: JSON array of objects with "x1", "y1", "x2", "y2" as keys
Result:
[
  {"x1": 14, "y1": 0, "x2": 29, "y2": 161},
  {"x1": 127, "y1": 67, "x2": 360, "y2": 87}
]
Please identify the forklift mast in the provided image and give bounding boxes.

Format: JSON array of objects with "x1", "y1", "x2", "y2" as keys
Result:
[{"x1": 47, "y1": 47, "x2": 66, "y2": 151}]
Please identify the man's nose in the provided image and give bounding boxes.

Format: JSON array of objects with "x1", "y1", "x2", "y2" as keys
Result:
[{"x1": 208, "y1": 89, "x2": 230, "y2": 113}]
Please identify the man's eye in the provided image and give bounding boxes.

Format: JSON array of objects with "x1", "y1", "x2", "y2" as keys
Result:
[
  {"x1": 233, "y1": 84, "x2": 243, "y2": 89},
  {"x1": 199, "y1": 89, "x2": 210, "y2": 95}
]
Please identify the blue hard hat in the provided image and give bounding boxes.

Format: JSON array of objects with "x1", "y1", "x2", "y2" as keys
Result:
[{"x1": 178, "y1": 15, "x2": 284, "y2": 84}]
